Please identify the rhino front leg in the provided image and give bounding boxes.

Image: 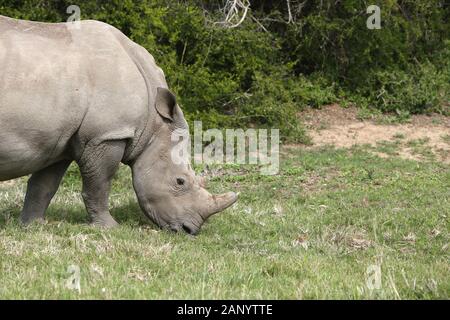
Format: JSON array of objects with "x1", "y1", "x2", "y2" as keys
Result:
[
  {"x1": 78, "y1": 140, "x2": 126, "y2": 228},
  {"x1": 20, "y1": 160, "x2": 72, "y2": 224}
]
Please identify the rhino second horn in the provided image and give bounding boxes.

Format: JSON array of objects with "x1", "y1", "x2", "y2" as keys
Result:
[{"x1": 198, "y1": 176, "x2": 208, "y2": 188}]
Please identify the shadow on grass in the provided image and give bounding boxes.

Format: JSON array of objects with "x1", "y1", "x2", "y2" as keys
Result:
[{"x1": 0, "y1": 200, "x2": 159, "y2": 230}]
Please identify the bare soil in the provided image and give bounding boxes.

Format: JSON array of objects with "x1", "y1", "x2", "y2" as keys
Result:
[{"x1": 298, "y1": 104, "x2": 450, "y2": 163}]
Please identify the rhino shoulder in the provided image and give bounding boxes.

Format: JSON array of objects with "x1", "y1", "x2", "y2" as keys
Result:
[{"x1": 103, "y1": 24, "x2": 167, "y2": 88}]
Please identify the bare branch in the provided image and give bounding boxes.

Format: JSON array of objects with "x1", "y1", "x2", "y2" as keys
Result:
[
  {"x1": 294, "y1": 1, "x2": 308, "y2": 16},
  {"x1": 207, "y1": 0, "x2": 308, "y2": 31},
  {"x1": 250, "y1": 14, "x2": 269, "y2": 33},
  {"x1": 286, "y1": 0, "x2": 293, "y2": 24},
  {"x1": 213, "y1": 0, "x2": 251, "y2": 29}
]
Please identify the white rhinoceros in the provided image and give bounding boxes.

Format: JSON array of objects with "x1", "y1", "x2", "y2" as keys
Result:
[{"x1": 0, "y1": 15, "x2": 237, "y2": 234}]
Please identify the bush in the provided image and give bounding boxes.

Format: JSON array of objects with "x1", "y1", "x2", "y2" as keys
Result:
[
  {"x1": 258, "y1": 0, "x2": 449, "y2": 116},
  {"x1": 365, "y1": 62, "x2": 449, "y2": 114},
  {"x1": 1, "y1": 0, "x2": 448, "y2": 142}
]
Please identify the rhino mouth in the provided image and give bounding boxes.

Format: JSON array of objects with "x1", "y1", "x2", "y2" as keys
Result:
[
  {"x1": 141, "y1": 204, "x2": 202, "y2": 235},
  {"x1": 182, "y1": 224, "x2": 197, "y2": 235},
  {"x1": 167, "y1": 222, "x2": 199, "y2": 235}
]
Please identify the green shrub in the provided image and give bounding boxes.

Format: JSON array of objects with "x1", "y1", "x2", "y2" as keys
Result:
[
  {"x1": 0, "y1": 0, "x2": 448, "y2": 142},
  {"x1": 265, "y1": 0, "x2": 449, "y2": 116},
  {"x1": 365, "y1": 62, "x2": 449, "y2": 114}
]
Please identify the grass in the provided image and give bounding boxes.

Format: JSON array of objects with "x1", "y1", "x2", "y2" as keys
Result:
[
  {"x1": 441, "y1": 134, "x2": 450, "y2": 145},
  {"x1": 373, "y1": 140, "x2": 403, "y2": 156},
  {"x1": 356, "y1": 107, "x2": 412, "y2": 125},
  {"x1": 0, "y1": 146, "x2": 449, "y2": 299},
  {"x1": 406, "y1": 138, "x2": 436, "y2": 161}
]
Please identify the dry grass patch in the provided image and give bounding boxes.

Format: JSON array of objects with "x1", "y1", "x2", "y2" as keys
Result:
[{"x1": 300, "y1": 105, "x2": 450, "y2": 163}]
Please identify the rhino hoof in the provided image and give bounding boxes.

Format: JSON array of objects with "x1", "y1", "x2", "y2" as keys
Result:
[
  {"x1": 89, "y1": 215, "x2": 119, "y2": 229},
  {"x1": 20, "y1": 216, "x2": 46, "y2": 226}
]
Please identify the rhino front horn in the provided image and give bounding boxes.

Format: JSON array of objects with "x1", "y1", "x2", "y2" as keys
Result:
[{"x1": 203, "y1": 192, "x2": 238, "y2": 219}]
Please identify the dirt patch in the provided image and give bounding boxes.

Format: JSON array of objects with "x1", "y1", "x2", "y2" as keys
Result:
[{"x1": 299, "y1": 105, "x2": 450, "y2": 163}]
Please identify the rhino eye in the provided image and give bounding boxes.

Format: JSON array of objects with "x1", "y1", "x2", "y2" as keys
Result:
[{"x1": 176, "y1": 178, "x2": 185, "y2": 186}]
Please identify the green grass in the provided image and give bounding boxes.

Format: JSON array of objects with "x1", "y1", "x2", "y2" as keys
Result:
[
  {"x1": 373, "y1": 140, "x2": 403, "y2": 156},
  {"x1": 356, "y1": 107, "x2": 412, "y2": 125},
  {"x1": 0, "y1": 147, "x2": 449, "y2": 299},
  {"x1": 441, "y1": 134, "x2": 450, "y2": 145},
  {"x1": 406, "y1": 138, "x2": 436, "y2": 161}
]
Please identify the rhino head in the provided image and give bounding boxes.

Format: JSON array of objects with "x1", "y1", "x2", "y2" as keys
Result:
[{"x1": 131, "y1": 88, "x2": 238, "y2": 235}]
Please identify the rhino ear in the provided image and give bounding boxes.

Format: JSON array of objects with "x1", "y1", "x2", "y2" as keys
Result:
[{"x1": 155, "y1": 87, "x2": 178, "y2": 122}]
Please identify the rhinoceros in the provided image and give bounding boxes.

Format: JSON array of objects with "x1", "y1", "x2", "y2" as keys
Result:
[{"x1": 0, "y1": 15, "x2": 238, "y2": 234}]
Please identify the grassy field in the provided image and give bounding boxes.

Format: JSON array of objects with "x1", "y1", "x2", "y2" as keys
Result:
[{"x1": 0, "y1": 146, "x2": 448, "y2": 299}]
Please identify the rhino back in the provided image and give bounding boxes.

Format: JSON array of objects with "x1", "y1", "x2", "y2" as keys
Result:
[{"x1": 0, "y1": 16, "x2": 152, "y2": 179}]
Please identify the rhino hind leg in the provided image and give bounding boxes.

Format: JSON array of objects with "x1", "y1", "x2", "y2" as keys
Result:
[
  {"x1": 20, "y1": 160, "x2": 72, "y2": 225},
  {"x1": 78, "y1": 140, "x2": 126, "y2": 228}
]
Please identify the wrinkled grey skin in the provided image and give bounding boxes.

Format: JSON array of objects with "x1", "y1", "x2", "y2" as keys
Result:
[{"x1": 0, "y1": 16, "x2": 237, "y2": 234}]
